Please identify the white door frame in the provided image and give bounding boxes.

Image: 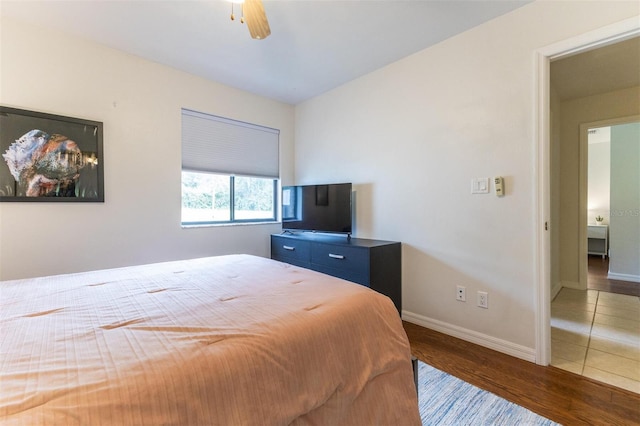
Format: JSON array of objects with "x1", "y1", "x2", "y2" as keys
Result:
[{"x1": 534, "y1": 17, "x2": 640, "y2": 366}]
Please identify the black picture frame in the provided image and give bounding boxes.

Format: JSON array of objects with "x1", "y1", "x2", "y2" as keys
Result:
[{"x1": 0, "y1": 106, "x2": 104, "y2": 202}]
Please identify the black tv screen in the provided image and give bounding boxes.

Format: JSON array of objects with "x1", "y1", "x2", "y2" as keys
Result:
[{"x1": 282, "y1": 183, "x2": 352, "y2": 234}]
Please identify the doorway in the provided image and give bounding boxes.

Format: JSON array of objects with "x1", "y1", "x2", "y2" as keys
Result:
[
  {"x1": 549, "y1": 37, "x2": 640, "y2": 297},
  {"x1": 534, "y1": 15, "x2": 639, "y2": 363},
  {"x1": 542, "y1": 32, "x2": 640, "y2": 392}
]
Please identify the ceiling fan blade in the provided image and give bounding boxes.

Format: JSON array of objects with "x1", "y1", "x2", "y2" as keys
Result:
[{"x1": 243, "y1": 0, "x2": 271, "y2": 40}]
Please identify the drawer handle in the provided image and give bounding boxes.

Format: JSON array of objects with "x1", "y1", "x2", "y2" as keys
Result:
[
  {"x1": 328, "y1": 253, "x2": 345, "y2": 260},
  {"x1": 283, "y1": 245, "x2": 295, "y2": 251}
]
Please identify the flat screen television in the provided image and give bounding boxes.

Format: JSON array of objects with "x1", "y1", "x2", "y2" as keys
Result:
[{"x1": 281, "y1": 183, "x2": 352, "y2": 235}]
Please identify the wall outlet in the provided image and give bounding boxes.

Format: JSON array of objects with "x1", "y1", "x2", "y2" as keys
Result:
[
  {"x1": 456, "y1": 285, "x2": 466, "y2": 302},
  {"x1": 477, "y1": 291, "x2": 488, "y2": 308}
]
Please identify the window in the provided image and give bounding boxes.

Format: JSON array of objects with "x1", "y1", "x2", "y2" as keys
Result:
[
  {"x1": 181, "y1": 109, "x2": 279, "y2": 226},
  {"x1": 181, "y1": 172, "x2": 276, "y2": 224}
]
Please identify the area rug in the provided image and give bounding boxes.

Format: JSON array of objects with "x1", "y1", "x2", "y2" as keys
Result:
[{"x1": 418, "y1": 361, "x2": 560, "y2": 425}]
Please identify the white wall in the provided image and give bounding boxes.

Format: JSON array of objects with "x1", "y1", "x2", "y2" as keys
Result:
[
  {"x1": 0, "y1": 17, "x2": 295, "y2": 280},
  {"x1": 588, "y1": 138, "x2": 611, "y2": 224},
  {"x1": 609, "y1": 122, "x2": 640, "y2": 281},
  {"x1": 295, "y1": 1, "x2": 640, "y2": 358},
  {"x1": 550, "y1": 82, "x2": 562, "y2": 298}
]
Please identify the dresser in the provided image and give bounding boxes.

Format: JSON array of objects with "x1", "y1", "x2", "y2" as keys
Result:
[
  {"x1": 271, "y1": 233, "x2": 402, "y2": 313},
  {"x1": 587, "y1": 225, "x2": 608, "y2": 258}
]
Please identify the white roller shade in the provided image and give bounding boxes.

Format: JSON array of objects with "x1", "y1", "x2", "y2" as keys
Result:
[{"x1": 181, "y1": 109, "x2": 280, "y2": 178}]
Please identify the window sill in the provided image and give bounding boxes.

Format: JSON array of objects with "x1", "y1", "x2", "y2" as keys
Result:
[{"x1": 181, "y1": 221, "x2": 280, "y2": 229}]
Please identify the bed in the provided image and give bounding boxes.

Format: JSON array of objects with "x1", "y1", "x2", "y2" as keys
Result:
[{"x1": 0, "y1": 254, "x2": 420, "y2": 425}]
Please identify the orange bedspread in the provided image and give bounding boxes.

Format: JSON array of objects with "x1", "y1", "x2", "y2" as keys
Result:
[{"x1": 0, "y1": 254, "x2": 420, "y2": 425}]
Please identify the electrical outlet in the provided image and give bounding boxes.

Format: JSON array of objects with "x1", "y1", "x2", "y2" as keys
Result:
[
  {"x1": 456, "y1": 285, "x2": 466, "y2": 302},
  {"x1": 477, "y1": 291, "x2": 488, "y2": 309}
]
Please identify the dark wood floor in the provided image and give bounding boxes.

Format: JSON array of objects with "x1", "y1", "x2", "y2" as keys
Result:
[
  {"x1": 404, "y1": 321, "x2": 640, "y2": 426},
  {"x1": 587, "y1": 255, "x2": 640, "y2": 297}
]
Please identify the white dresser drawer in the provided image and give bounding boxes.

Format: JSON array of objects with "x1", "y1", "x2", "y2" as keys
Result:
[{"x1": 587, "y1": 225, "x2": 607, "y2": 239}]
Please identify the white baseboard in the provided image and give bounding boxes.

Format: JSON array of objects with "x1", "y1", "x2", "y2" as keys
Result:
[
  {"x1": 551, "y1": 281, "x2": 563, "y2": 301},
  {"x1": 402, "y1": 311, "x2": 536, "y2": 363},
  {"x1": 607, "y1": 272, "x2": 640, "y2": 283},
  {"x1": 560, "y1": 280, "x2": 582, "y2": 290}
]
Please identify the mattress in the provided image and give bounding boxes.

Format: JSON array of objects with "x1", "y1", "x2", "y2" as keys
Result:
[{"x1": 0, "y1": 254, "x2": 420, "y2": 425}]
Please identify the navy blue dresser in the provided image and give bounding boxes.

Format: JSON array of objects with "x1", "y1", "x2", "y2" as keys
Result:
[{"x1": 271, "y1": 233, "x2": 402, "y2": 314}]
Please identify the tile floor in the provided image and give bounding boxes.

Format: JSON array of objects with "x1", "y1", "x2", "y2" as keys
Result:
[{"x1": 551, "y1": 287, "x2": 640, "y2": 393}]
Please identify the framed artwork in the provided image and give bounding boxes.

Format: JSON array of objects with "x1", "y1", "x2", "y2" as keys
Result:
[{"x1": 0, "y1": 106, "x2": 104, "y2": 202}]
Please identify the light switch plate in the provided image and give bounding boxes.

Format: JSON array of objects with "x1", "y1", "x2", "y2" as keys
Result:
[{"x1": 471, "y1": 178, "x2": 490, "y2": 194}]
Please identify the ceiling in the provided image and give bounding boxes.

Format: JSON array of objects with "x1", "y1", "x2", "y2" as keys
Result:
[
  {"x1": 551, "y1": 36, "x2": 640, "y2": 101},
  {"x1": 0, "y1": 0, "x2": 532, "y2": 105}
]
